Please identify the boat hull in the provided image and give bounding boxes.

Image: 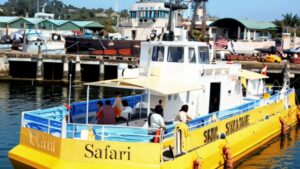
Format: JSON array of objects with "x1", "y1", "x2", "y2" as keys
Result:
[{"x1": 9, "y1": 93, "x2": 300, "y2": 169}]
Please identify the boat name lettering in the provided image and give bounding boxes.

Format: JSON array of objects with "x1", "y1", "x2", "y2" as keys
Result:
[
  {"x1": 85, "y1": 144, "x2": 131, "y2": 161},
  {"x1": 204, "y1": 127, "x2": 218, "y2": 144},
  {"x1": 29, "y1": 130, "x2": 56, "y2": 153},
  {"x1": 226, "y1": 115, "x2": 250, "y2": 135}
]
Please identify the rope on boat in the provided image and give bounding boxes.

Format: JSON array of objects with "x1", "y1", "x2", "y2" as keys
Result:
[{"x1": 222, "y1": 145, "x2": 233, "y2": 169}]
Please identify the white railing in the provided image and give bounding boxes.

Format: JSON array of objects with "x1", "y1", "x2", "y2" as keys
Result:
[
  {"x1": 66, "y1": 123, "x2": 162, "y2": 143},
  {"x1": 164, "y1": 91, "x2": 285, "y2": 139}
]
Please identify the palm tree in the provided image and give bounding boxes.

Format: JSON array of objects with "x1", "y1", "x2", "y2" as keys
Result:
[{"x1": 282, "y1": 13, "x2": 300, "y2": 34}]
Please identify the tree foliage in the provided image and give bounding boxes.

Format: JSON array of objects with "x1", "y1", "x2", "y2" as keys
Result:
[
  {"x1": 273, "y1": 13, "x2": 300, "y2": 36},
  {"x1": 0, "y1": 0, "x2": 124, "y2": 26}
]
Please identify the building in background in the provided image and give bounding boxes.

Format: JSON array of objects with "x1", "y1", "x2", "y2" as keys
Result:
[
  {"x1": 117, "y1": 0, "x2": 171, "y2": 40},
  {"x1": 0, "y1": 16, "x2": 103, "y2": 37},
  {"x1": 209, "y1": 18, "x2": 278, "y2": 41}
]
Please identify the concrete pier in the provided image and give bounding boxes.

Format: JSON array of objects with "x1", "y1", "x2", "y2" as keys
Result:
[
  {"x1": 74, "y1": 55, "x2": 81, "y2": 83},
  {"x1": 0, "y1": 51, "x2": 139, "y2": 84},
  {"x1": 0, "y1": 54, "x2": 9, "y2": 77},
  {"x1": 36, "y1": 49, "x2": 44, "y2": 81},
  {"x1": 62, "y1": 55, "x2": 69, "y2": 83},
  {"x1": 99, "y1": 60, "x2": 104, "y2": 81}
]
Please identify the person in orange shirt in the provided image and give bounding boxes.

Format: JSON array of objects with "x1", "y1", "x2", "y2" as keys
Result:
[{"x1": 113, "y1": 91, "x2": 123, "y2": 121}]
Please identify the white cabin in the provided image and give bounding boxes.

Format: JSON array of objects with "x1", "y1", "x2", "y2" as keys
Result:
[{"x1": 135, "y1": 41, "x2": 243, "y2": 121}]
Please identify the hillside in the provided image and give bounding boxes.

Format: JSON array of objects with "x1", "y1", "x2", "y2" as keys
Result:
[{"x1": 0, "y1": 0, "x2": 129, "y2": 25}]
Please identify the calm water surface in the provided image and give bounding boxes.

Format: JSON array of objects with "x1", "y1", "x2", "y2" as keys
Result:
[{"x1": 0, "y1": 82, "x2": 299, "y2": 169}]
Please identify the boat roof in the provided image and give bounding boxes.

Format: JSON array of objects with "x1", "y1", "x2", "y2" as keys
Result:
[
  {"x1": 144, "y1": 40, "x2": 209, "y2": 47},
  {"x1": 240, "y1": 69, "x2": 269, "y2": 80},
  {"x1": 85, "y1": 76, "x2": 203, "y2": 95}
]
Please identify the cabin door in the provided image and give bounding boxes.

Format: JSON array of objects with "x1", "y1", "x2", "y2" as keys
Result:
[{"x1": 209, "y1": 83, "x2": 221, "y2": 113}]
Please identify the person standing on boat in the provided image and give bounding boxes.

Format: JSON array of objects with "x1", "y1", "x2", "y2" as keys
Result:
[
  {"x1": 175, "y1": 105, "x2": 193, "y2": 123},
  {"x1": 97, "y1": 100, "x2": 116, "y2": 124},
  {"x1": 149, "y1": 105, "x2": 166, "y2": 130},
  {"x1": 113, "y1": 91, "x2": 123, "y2": 120}
]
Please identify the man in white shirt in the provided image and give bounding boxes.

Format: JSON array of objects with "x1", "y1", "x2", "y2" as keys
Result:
[{"x1": 149, "y1": 105, "x2": 166, "y2": 130}]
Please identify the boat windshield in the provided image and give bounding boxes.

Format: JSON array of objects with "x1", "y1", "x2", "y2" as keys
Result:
[
  {"x1": 167, "y1": 47, "x2": 184, "y2": 63},
  {"x1": 152, "y1": 46, "x2": 164, "y2": 62},
  {"x1": 198, "y1": 47, "x2": 210, "y2": 64}
]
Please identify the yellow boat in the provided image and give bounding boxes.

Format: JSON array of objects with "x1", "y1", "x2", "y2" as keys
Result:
[{"x1": 8, "y1": 2, "x2": 300, "y2": 169}]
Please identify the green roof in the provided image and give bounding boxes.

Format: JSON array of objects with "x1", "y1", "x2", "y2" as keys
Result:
[
  {"x1": 210, "y1": 18, "x2": 278, "y2": 30},
  {"x1": 24, "y1": 18, "x2": 43, "y2": 24},
  {"x1": 0, "y1": 16, "x2": 19, "y2": 23},
  {"x1": 49, "y1": 19, "x2": 70, "y2": 26},
  {"x1": 0, "y1": 16, "x2": 103, "y2": 29},
  {"x1": 72, "y1": 21, "x2": 104, "y2": 28}
]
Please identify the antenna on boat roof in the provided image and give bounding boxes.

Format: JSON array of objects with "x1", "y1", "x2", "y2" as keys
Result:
[
  {"x1": 68, "y1": 60, "x2": 72, "y2": 123},
  {"x1": 163, "y1": 0, "x2": 188, "y2": 41}
]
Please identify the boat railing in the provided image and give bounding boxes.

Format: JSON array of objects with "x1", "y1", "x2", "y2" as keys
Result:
[
  {"x1": 70, "y1": 94, "x2": 143, "y2": 123},
  {"x1": 22, "y1": 107, "x2": 66, "y2": 137},
  {"x1": 163, "y1": 92, "x2": 285, "y2": 139},
  {"x1": 66, "y1": 123, "x2": 162, "y2": 143},
  {"x1": 21, "y1": 106, "x2": 162, "y2": 143}
]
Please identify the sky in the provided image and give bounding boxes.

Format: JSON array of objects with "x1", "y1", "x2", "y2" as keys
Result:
[{"x1": 0, "y1": 0, "x2": 299, "y2": 21}]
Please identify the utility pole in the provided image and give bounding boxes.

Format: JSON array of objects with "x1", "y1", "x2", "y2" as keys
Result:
[{"x1": 37, "y1": 0, "x2": 40, "y2": 13}]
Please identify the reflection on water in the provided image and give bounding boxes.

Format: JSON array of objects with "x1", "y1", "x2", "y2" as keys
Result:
[
  {"x1": 236, "y1": 126, "x2": 300, "y2": 169},
  {"x1": 0, "y1": 82, "x2": 299, "y2": 169}
]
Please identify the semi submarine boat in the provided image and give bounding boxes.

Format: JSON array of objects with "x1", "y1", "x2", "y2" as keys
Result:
[{"x1": 8, "y1": 2, "x2": 300, "y2": 169}]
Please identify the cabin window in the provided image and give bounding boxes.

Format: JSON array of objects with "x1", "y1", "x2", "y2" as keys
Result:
[
  {"x1": 188, "y1": 48, "x2": 196, "y2": 63},
  {"x1": 152, "y1": 46, "x2": 164, "y2": 62},
  {"x1": 167, "y1": 47, "x2": 184, "y2": 63},
  {"x1": 198, "y1": 47, "x2": 210, "y2": 64}
]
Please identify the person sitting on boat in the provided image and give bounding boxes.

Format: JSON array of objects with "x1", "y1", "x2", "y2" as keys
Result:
[
  {"x1": 95, "y1": 101, "x2": 103, "y2": 124},
  {"x1": 97, "y1": 100, "x2": 116, "y2": 124},
  {"x1": 121, "y1": 100, "x2": 133, "y2": 120},
  {"x1": 112, "y1": 91, "x2": 123, "y2": 119},
  {"x1": 148, "y1": 105, "x2": 166, "y2": 130},
  {"x1": 175, "y1": 105, "x2": 193, "y2": 123}
]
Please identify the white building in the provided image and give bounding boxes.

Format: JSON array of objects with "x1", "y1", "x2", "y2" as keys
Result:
[{"x1": 118, "y1": 0, "x2": 170, "y2": 40}]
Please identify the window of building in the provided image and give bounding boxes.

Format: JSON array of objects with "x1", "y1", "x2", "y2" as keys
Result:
[
  {"x1": 188, "y1": 48, "x2": 196, "y2": 63},
  {"x1": 167, "y1": 47, "x2": 184, "y2": 63},
  {"x1": 19, "y1": 23, "x2": 25, "y2": 29},
  {"x1": 198, "y1": 47, "x2": 210, "y2": 64},
  {"x1": 152, "y1": 46, "x2": 164, "y2": 62}
]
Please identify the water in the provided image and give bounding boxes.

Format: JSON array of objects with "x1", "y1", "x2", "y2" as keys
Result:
[{"x1": 0, "y1": 82, "x2": 299, "y2": 169}]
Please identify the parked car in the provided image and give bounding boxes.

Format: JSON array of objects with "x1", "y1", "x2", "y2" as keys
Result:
[{"x1": 262, "y1": 54, "x2": 282, "y2": 63}]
